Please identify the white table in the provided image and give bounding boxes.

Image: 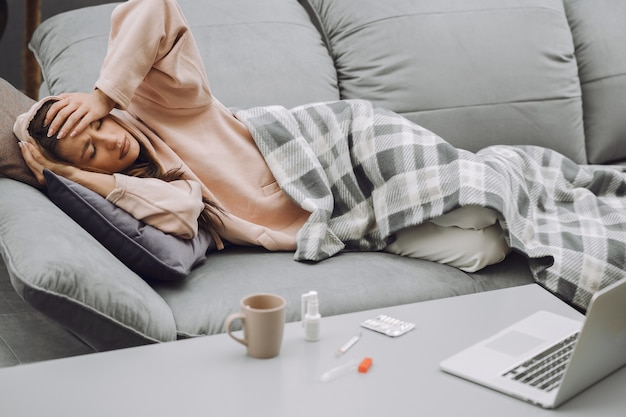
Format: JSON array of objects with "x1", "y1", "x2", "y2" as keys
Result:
[{"x1": 0, "y1": 284, "x2": 624, "y2": 416}]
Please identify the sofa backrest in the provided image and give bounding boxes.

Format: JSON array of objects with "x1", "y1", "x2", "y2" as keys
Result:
[
  {"x1": 564, "y1": 0, "x2": 626, "y2": 164},
  {"x1": 303, "y1": 0, "x2": 587, "y2": 164},
  {"x1": 31, "y1": 0, "x2": 340, "y2": 109}
]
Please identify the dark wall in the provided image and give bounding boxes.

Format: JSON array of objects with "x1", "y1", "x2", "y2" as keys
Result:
[{"x1": 0, "y1": 0, "x2": 112, "y2": 94}]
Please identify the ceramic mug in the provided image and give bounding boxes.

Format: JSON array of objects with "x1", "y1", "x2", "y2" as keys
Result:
[{"x1": 224, "y1": 293, "x2": 286, "y2": 359}]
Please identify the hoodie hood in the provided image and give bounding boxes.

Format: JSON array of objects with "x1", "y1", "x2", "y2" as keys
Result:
[{"x1": 13, "y1": 95, "x2": 59, "y2": 145}]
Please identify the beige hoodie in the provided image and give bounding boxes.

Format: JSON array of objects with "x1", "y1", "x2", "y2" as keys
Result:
[{"x1": 14, "y1": 0, "x2": 309, "y2": 250}]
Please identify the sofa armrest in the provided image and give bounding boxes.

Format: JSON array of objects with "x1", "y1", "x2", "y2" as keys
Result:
[{"x1": 0, "y1": 178, "x2": 177, "y2": 350}]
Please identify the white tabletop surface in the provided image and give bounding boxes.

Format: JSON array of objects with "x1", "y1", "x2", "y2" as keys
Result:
[{"x1": 0, "y1": 283, "x2": 624, "y2": 417}]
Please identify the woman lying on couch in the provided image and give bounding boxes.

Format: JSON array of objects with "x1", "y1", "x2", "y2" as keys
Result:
[{"x1": 15, "y1": 0, "x2": 510, "y2": 272}]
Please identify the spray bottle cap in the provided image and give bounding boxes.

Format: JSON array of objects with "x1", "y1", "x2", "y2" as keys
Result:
[{"x1": 301, "y1": 290, "x2": 318, "y2": 327}]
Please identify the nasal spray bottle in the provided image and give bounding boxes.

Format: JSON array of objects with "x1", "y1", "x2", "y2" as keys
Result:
[{"x1": 301, "y1": 291, "x2": 321, "y2": 341}]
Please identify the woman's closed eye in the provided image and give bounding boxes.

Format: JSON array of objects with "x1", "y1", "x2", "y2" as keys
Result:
[
  {"x1": 80, "y1": 138, "x2": 96, "y2": 161},
  {"x1": 90, "y1": 141, "x2": 97, "y2": 160},
  {"x1": 87, "y1": 120, "x2": 102, "y2": 160}
]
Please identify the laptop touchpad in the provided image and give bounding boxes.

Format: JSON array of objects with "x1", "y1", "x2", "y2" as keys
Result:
[{"x1": 486, "y1": 330, "x2": 545, "y2": 357}]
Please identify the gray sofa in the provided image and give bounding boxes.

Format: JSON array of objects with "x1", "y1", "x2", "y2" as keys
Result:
[{"x1": 1, "y1": 0, "x2": 625, "y2": 362}]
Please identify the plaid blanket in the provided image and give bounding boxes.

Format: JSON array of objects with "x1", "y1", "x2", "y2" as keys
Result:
[{"x1": 235, "y1": 100, "x2": 626, "y2": 312}]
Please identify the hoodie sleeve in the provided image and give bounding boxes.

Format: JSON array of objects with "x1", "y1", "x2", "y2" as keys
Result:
[
  {"x1": 107, "y1": 174, "x2": 205, "y2": 239},
  {"x1": 95, "y1": 0, "x2": 212, "y2": 111}
]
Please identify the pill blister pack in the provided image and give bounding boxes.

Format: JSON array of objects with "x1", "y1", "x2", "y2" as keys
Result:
[{"x1": 360, "y1": 314, "x2": 415, "y2": 337}]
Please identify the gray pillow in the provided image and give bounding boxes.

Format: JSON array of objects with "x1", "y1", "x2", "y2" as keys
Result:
[
  {"x1": 303, "y1": 0, "x2": 586, "y2": 163},
  {"x1": 564, "y1": 0, "x2": 626, "y2": 164},
  {"x1": 43, "y1": 169, "x2": 214, "y2": 281}
]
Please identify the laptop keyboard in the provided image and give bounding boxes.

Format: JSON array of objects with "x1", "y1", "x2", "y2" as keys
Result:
[{"x1": 502, "y1": 332, "x2": 579, "y2": 392}]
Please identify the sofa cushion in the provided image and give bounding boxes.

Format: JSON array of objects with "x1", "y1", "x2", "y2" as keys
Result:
[
  {"x1": 304, "y1": 0, "x2": 586, "y2": 163},
  {"x1": 30, "y1": 0, "x2": 339, "y2": 109},
  {"x1": 43, "y1": 170, "x2": 215, "y2": 281},
  {"x1": 152, "y1": 247, "x2": 534, "y2": 337},
  {"x1": 0, "y1": 178, "x2": 178, "y2": 349},
  {"x1": 0, "y1": 78, "x2": 42, "y2": 189},
  {"x1": 564, "y1": 0, "x2": 626, "y2": 164}
]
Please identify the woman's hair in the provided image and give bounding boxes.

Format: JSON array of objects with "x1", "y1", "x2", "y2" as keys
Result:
[
  {"x1": 27, "y1": 99, "x2": 63, "y2": 161},
  {"x1": 28, "y1": 99, "x2": 223, "y2": 235}
]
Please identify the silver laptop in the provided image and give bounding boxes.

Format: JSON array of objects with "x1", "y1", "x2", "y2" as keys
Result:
[{"x1": 440, "y1": 278, "x2": 626, "y2": 409}]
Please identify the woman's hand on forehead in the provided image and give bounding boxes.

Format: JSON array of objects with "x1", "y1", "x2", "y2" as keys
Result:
[{"x1": 45, "y1": 90, "x2": 116, "y2": 140}]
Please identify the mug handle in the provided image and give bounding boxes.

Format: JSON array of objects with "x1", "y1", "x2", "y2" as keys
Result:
[{"x1": 225, "y1": 312, "x2": 248, "y2": 347}]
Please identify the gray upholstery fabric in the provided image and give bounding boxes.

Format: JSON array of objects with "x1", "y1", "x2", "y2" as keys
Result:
[
  {"x1": 305, "y1": 0, "x2": 586, "y2": 163},
  {"x1": 153, "y1": 248, "x2": 533, "y2": 338},
  {"x1": 0, "y1": 179, "x2": 177, "y2": 347},
  {"x1": 564, "y1": 0, "x2": 626, "y2": 164},
  {"x1": 0, "y1": 256, "x2": 94, "y2": 366},
  {"x1": 31, "y1": 4, "x2": 114, "y2": 98}
]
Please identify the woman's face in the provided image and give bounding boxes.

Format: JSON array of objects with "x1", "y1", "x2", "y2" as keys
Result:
[{"x1": 54, "y1": 116, "x2": 140, "y2": 173}]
